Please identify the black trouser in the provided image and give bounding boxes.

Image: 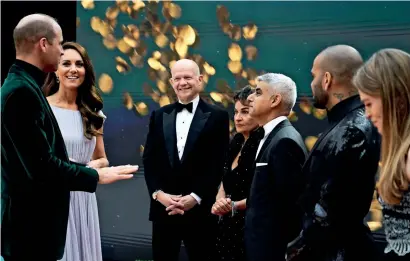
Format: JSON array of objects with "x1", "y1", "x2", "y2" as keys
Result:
[{"x1": 152, "y1": 217, "x2": 216, "y2": 261}]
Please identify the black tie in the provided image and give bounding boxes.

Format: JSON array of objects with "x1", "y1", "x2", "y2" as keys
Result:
[
  {"x1": 254, "y1": 127, "x2": 265, "y2": 140},
  {"x1": 176, "y1": 102, "x2": 193, "y2": 113}
]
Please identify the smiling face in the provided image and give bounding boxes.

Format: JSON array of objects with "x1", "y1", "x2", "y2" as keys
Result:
[
  {"x1": 56, "y1": 48, "x2": 86, "y2": 90},
  {"x1": 170, "y1": 59, "x2": 203, "y2": 103}
]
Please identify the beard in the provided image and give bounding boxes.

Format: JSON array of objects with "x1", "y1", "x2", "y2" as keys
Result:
[{"x1": 312, "y1": 83, "x2": 328, "y2": 109}]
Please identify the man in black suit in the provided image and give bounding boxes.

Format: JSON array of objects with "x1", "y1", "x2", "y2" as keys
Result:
[
  {"x1": 143, "y1": 59, "x2": 230, "y2": 261},
  {"x1": 286, "y1": 45, "x2": 381, "y2": 261},
  {"x1": 244, "y1": 73, "x2": 308, "y2": 261}
]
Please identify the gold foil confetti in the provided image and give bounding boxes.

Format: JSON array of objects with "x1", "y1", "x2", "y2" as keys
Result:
[
  {"x1": 116, "y1": 56, "x2": 131, "y2": 74},
  {"x1": 245, "y1": 45, "x2": 258, "y2": 61},
  {"x1": 299, "y1": 97, "x2": 312, "y2": 115},
  {"x1": 106, "y1": 6, "x2": 120, "y2": 20},
  {"x1": 228, "y1": 60, "x2": 243, "y2": 74},
  {"x1": 98, "y1": 73, "x2": 113, "y2": 94},
  {"x1": 123, "y1": 92, "x2": 134, "y2": 110},
  {"x1": 228, "y1": 43, "x2": 242, "y2": 62},
  {"x1": 135, "y1": 102, "x2": 149, "y2": 116},
  {"x1": 305, "y1": 136, "x2": 318, "y2": 151},
  {"x1": 243, "y1": 23, "x2": 258, "y2": 40},
  {"x1": 81, "y1": 0, "x2": 95, "y2": 9},
  {"x1": 313, "y1": 108, "x2": 327, "y2": 119}
]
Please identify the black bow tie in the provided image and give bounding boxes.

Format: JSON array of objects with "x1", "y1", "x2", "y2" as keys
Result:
[
  {"x1": 253, "y1": 127, "x2": 265, "y2": 140},
  {"x1": 176, "y1": 102, "x2": 193, "y2": 113}
]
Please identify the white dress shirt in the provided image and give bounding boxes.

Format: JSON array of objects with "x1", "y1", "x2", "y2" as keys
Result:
[
  {"x1": 255, "y1": 116, "x2": 288, "y2": 159},
  {"x1": 175, "y1": 95, "x2": 202, "y2": 204}
]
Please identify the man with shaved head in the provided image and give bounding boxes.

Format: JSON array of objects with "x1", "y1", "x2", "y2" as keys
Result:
[
  {"x1": 143, "y1": 58, "x2": 230, "y2": 261},
  {"x1": 1, "y1": 14, "x2": 137, "y2": 261},
  {"x1": 286, "y1": 45, "x2": 381, "y2": 261}
]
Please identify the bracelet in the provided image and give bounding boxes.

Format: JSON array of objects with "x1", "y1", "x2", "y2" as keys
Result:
[{"x1": 231, "y1": 201, "x2": 236, "y2": 217}]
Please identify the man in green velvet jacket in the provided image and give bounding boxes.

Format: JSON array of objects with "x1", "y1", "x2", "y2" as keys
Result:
[{"x1": 1, "y1": 14, "x2": 138, "y2": 261}]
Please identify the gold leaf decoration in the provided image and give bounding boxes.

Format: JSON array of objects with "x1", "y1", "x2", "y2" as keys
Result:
[
  {"x1": 123, "y1": 92, "x2": 133, "y2": 110},
  {"x1": 175, "y1": 37, "x2": 188, "y2": 58},
  {"x1": 210, "y1": 92, "x2": 224, "y2": 103},
  {"x1": 106, "y1": 6, "x2": 120, "y2": 20},
  {"x1": 305, "y1": 136, "x2": 318, "y2": 151},
  {"x1": 159, "y1": 95, "x2": 171, "y2": 107},
  {"x1": 243, "y1": 23, "x2": 258, "y2": 40},
  {"x1": 203, "y1": 62, "x2": 216, "y2": 76},
  {"x1": 228, "y1": 60, "x2": 243, "y2": 74},
  {"x1": 98, "y1": 73, "x2": 113, "y2": 94},
  {"x1": 245, "y1": 45, "x2": 258, "y2": 61},
  {"x1": 155, "y1": 33, "x2": 169, "y2": 48},
  {"x1": 117, "y1": 39, "x2": 132, "y2": 54},
  {"x1": 103, "y1": 34, "x2": 117, "y2": 50},
  {"x1": 81, "y1": 0, "x2": 95, "y2": 9},
  {"x1": 115, "y1": 56, "x2": 131, "y2": 74},
  {"x1": 179, "y1": 25, "x2": 196, "y2": 46},
  {"x1": 288, "y1": 110, "x2": 298, "y2": 122},
  {"x1": 157, "y1": 80, "x2": 168, "y2": 93},
  {"x1": 135, "y1": 102, "x2": 149, "y2": 116},
  {"x1": 228, "y1": 43, "x2": 242, "y2": 62},
  {"x1": 313, "y1": 108, "x2": 327, "y2": 120},
  {"x1": 299, "y1": 97, "x2": 313, "y2": 115}
]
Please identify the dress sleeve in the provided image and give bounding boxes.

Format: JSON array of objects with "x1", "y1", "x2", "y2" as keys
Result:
[{"x1": 98, "y1": 110, "x2": 107, "y2": 122}]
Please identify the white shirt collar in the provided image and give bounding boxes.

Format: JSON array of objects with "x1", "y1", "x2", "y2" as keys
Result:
[
  {"x1": 261, "y1": 116, "x2": 287, "y2": 139},
  {"x1": 178, "y1": 95, "x2": 200, "y2": 114}
]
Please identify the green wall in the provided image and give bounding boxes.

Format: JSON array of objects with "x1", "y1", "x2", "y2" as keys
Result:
[{"x1": 77, "y1": 1, "x2": 410, "y2": 110}]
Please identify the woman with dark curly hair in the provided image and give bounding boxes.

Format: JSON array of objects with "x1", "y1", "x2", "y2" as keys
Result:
[
  {"x1": 43, "y1": 42, "x2": 107, "y2": 261},
  {"x1": 211, "y1": 86, "x2": 263, "y2": 261}
]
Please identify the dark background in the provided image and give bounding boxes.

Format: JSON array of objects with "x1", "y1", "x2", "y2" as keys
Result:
[{"x1": 1, "y1": 1, "x2": 77, "y2": 84}]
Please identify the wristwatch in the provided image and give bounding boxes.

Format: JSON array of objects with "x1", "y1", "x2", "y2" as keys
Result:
[{"x1": 152, "y1": 190, "x2": 162, "y2": 201}]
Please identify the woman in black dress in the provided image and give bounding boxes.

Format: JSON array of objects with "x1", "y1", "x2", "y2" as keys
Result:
[{"x1": 211, "y1": 86, "x2": 262, "y2": 261}]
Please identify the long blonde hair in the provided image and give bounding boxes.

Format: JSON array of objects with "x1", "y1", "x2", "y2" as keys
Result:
[{"x1": 353, "y1": 48, "x2": 410, "y2": 205}]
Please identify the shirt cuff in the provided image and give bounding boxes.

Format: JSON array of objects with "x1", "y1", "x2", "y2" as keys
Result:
[{"x1": 190, "y1": 192, "x2": 201, "y2": 204}]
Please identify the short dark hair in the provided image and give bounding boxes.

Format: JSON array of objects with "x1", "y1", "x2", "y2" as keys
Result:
[{"x1": 233, "y1": 85, "x2": 254, "y2": 105}]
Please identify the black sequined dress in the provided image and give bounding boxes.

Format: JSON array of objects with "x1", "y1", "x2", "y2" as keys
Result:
[{"x1": 213, "y1": 130, "x2": 262, "y2": 261}]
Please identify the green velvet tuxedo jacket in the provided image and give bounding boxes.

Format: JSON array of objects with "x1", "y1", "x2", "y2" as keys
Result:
[{"x1": 1, "y1": 60, "x2": 99, "y2": 259}]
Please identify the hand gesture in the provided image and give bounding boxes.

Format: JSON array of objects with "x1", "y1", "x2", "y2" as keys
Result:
[
  {"x1": 97, "y1": 165, "x2": 138, "y2": 184},
  {"x1": 166, "y1": 195, "x2": 198, "y2": 215},
  {"x1": 211, "y1": 197, "x2": 232, "y2": 216},
  {"x1": 157, "y1": 192, "x2": 185, "y2": 215}
]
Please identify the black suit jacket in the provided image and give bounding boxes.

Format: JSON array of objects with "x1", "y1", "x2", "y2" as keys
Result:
[
  {"x1": 143, "y1": 98, "x2": 230, "y2": 222},
  {"x1": 245, "y1": 119, "x2": 308, "y2": 261},
  {"x1": 1, "y1": 61, "x2": 99, "y2": 259}
]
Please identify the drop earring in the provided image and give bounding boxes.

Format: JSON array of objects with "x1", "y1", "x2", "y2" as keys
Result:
[{"x1": 56, "y1": 76, "x2": 60, "y2": 84}]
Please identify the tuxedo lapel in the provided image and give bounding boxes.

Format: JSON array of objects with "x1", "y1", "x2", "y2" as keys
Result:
[
  {"x1": 181, "y1": 100, "x2": 210, "y2": 162},
  {"x1": 256, "y1": 120, "x2": 290, "y2": 162},
  {"x1": 163, "y1": 106, "x2": 177, "y2": 168}
]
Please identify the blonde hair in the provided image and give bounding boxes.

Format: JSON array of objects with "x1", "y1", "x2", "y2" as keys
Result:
[{"x1": 353, "y1": 48, "x2": 410, "y2": 205}]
